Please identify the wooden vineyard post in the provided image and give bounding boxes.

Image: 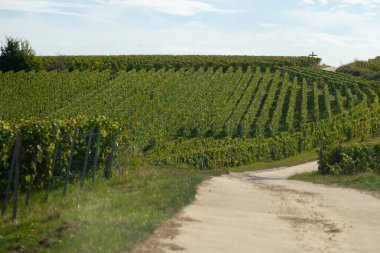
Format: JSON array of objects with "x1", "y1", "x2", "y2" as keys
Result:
[
  {"x1": 104, "y1": 140, "x2": 116, "y2": 179},
  {"x1": 44, "y1": 135, "x2": 61, "y2": 202},
  {"x1": 92, "y1": 129, "x2": 101, "y2": 185},
  {"x1": 298, "y1": 138, "x2": 303, "y2": 154},
  {"x1": 81, "y1": 128, "x2": 94, "y2": 190},
  {"x1": 63, "y1": 127, "x2": 78, "y2": 196},
  {"x1": 319, "y1": 137, "x2": 325, "y2": 160},
  {"x1": 114, "y1": 158, "x2": 121, "y2": 176},
  {"x1": 24, "y1": 156, "x2": 37, "y2": 209},
  {"x1": 2, "y1": 132, "x2": 22, "y2": 218},
  {"x1": 11, "y1": 132, "x2": 22, "y2": 224},
  {"x1": 200, "y1": 154, "x2": 206, "y2": 170},
  {"x1": 24, "y1": 173, "x2": 34, "y2": 209}
]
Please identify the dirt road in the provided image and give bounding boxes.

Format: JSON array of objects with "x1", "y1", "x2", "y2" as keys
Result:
[
  {"x1": 322, "y1": 66, "x2": 337, "y2": 72},
  {"x1": 132, "y1": 161, "x2": 380, "y2": 253}
]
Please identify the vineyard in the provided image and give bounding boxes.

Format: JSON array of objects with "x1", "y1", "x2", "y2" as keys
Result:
[
  {"x1": 0, "y1": 55, "x2": 379, "y2": 223},
  {"x1": 1, "y1": 61, "x2": 379, "y2": 170},
  {"x1": 37, "y1": 55, "x2": 320, "y2": 72}
]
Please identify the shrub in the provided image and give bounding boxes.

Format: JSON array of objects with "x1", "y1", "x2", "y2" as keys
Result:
[
  {"x1": 319, "y1": 143, "x2": 380, "y2": 175},
  {"x1": 0, "y1": 36, "x2": 41, "y2": 72}
]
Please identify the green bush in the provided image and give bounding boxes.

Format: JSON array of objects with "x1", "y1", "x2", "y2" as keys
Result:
[
  {"x1": 0, "y1": 117, "x2": 120, "y2": 194},
  {"x1": 337, "y1": 58, "x2": 380, "y2": 81},
  {"x1": 0, "y1": 37, "x2": 41, "y2": 72},
  {"x1": 319, "y1": 143, "x2": 380, "y2": 175}
]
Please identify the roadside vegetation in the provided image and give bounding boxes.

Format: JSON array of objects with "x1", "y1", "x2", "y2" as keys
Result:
[
  {"x1": 0, "y1": 152, "x2": 319, "y2": 253},
  {"x1": 0, "y1": 163, "x2": 221, "y2": 253},
  {"x1": 290, "y1": 139, "x2": 380, "y2": 192},
  {"x1": 289, "y1": 173, "x2": 380, "y2": 192},
  {"x1": 229, "y1": 150, "x2": 318, "y2": 172},
  {"x1": 337, "y1": 57, "x2": 380, "y2": 81}
]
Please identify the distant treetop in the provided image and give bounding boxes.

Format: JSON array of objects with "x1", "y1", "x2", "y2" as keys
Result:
[{"x1": 0, "y1": 36, "x2": 40, "y2": 72}]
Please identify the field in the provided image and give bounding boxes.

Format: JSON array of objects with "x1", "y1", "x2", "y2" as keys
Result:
[
  {"x1": 1, "y1": 55, "x2": 379, "y2": 200},
  {"x1": 1, "y1": 58, "x2": 379, "y2": 170},
  {"x1": 1, "y1": 55, "x2": 380, "y2": 252}
]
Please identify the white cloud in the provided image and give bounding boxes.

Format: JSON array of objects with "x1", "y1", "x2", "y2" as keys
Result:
[
  {"x1": 300, "y1": 0, "x2": 330, "y2": 5},
  {"x1": 0, "y1": 1, "x2": 378, "y2": 67},
  {"x1": 340, "y1": 0, "x2": 380, "y2": 7},
  {"x1": 0, "y1": 0, "x2": 97, "y2": 16},
  {"x1": 300, "y1": 0, "x2": 380, "y2": 7},
  {"x1": 0, "y1": 0, "x2": 237, "y2": 17},
  {"x1": 1, "y1": 11, "x2": 378, "y2": 67},
  {"x1": 259, "y1": 23, "x2": 278, "y2": 28},
  {"x1": 301, "y1": 0, "x2": 315, "y2": 4},
  {"x1": 291, "y1": 9, "x2": 374, "y2": 28},
  {"x1": 108, "y1": 0, "x2": 238, "y2": 16},
  {"x1": 288, "y1": 7, "x2": 380, "y2": 65}
]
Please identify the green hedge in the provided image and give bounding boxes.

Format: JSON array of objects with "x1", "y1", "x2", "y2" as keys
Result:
[
  {"x1": 0, "y1": 117, "x2": 120, "y2": 194},
  {"x1": 319, "y1": 143, "x2": 380, "y2": 175},
  {"x1": 37, "y1": 55, "x2": 321, "y2": 72}
]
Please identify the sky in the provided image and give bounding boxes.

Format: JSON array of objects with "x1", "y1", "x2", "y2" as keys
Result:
[{"x1": 0, "y1": 0, "x2": 379, "y2": 66}]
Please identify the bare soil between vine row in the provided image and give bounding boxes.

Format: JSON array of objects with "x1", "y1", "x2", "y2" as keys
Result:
[{"x1": 132, "y1": 161, "x2": 380, "y2": 253}]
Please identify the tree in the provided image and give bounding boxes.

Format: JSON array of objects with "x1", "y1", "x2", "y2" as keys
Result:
[{"x1": 0, "y1": 36, "x2": 40, "y2": 72}]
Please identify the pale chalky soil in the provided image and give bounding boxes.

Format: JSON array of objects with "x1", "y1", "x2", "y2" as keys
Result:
[{"x1": 132, "y1": 161, "x2": 380, "y2": 253}]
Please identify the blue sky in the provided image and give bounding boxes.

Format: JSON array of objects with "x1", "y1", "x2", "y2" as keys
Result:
[{"x1": 0, "y1": 0, "x2": 379, "y2": 66}]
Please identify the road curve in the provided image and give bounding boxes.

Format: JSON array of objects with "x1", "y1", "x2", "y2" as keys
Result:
[{"x1": 132, "y1": 161, "x2": 380, "y2": 253}]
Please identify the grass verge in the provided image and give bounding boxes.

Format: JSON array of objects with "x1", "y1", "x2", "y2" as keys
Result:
[
  {"x1": 0, "y1": 150, "x2": 318, "y2": 253},
  {"x1": 0, "y1": 165, "x2": 221, "y2": 253},
  {"x1": 229, "y1": 150, "x2": 318, "y2": 172},
  {"x1": 289, "y1": 172, "x2": 380, "y2": 192},
  {"x1": 289, "y1": 137, "x2": 380, "y2": 192}
]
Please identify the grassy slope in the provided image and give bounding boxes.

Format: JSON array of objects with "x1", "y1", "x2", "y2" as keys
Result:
[
  {"x1": 229, "y1": 150, "x2": 318, "y2": 172},
  {"x1": 2, "y1": 148, "x2": 377, "y2": 253},
  {"x1": 336, "y1": 62, "x2": 380, "y2": 81},
  {"x1": 289, "y1": 173, "x2": 380, "y2": 192},
  {"x1": 0, "y1": 151, "x2": 318, "y2": 253},
  {"x1": 1, "y1": 165, "x2": 221, "y2": 253}
]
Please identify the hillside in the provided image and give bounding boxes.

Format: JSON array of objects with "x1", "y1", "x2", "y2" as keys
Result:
[
  {"x1": 1, "y1": 55, "x2": 380, "y2": 253},
  {"x1": 337, "y1": 57, "x2": 380, "y2": 81},
  {"x1": 36, "y1": 55, "x2": 320, "y2": 71},
  {"x1": 0, "y1": 56, "x2": 379, "y2": 169}
]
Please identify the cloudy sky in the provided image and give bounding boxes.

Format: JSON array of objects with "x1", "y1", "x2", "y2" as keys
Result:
[{"x1": 0, "y1": 0, "x2": 379, "y2": 66}]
